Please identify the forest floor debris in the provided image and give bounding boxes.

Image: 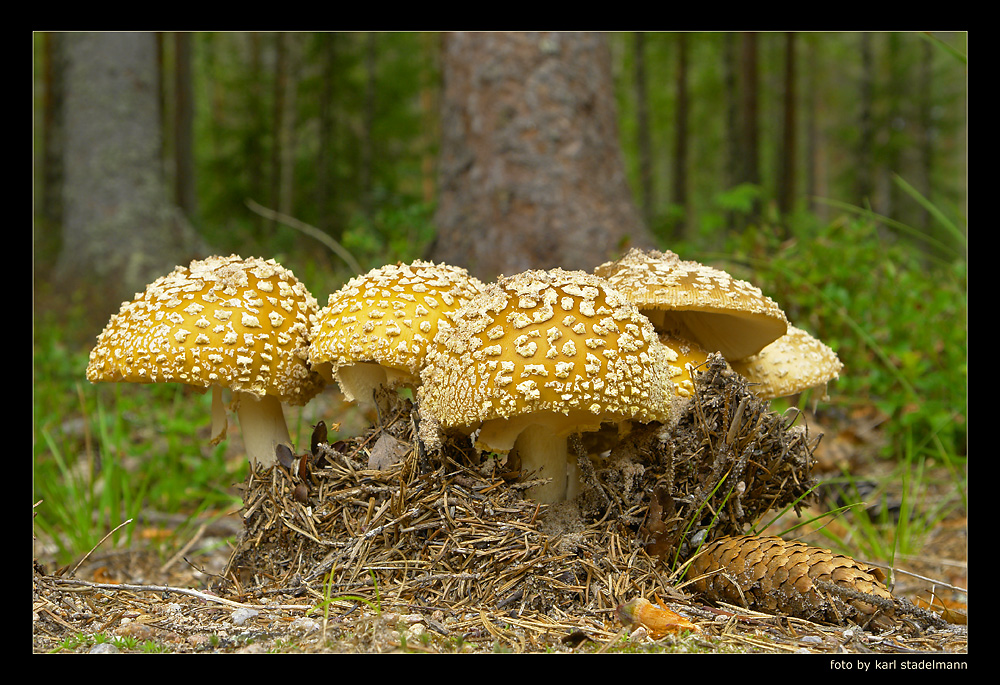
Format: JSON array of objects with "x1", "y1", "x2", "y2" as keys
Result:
[{"x1": 33, "y1": 362, "x2": 967, "y2": 654}]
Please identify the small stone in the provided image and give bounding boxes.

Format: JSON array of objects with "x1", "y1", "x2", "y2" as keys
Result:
[
  {"x1": 231, "y1": 608, "x2": 259, "y2": 626},
  {"x1": 89, "y1": 642, "x2": 120, "y2": 654}
]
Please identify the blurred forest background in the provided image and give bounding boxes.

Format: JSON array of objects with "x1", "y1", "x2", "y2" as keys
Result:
[{"x1": 32, "y1": 32, "x2": 967, "y2": 564}]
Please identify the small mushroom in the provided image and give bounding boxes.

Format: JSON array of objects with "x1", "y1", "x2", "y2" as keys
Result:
[
  {"x1": 659, "y1": 333, "x2": 713, "y2": 400},
  {"x1": 729, "y1": 325, "x2": 843, "y2": 400},
  {"x1": 595, "y1": 248, "x2": 788, "y2": 360},
  {"x1": 419, "y1": 268, "x2": 675, "y2": 503},
  {"x1": 310, "y1": 260, "x2": 486, "y2": 405},
  {"x1": 86, "y1": 255, "x2": 325, "y2": 467}
]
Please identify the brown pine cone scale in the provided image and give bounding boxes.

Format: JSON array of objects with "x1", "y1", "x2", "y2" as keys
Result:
[{"x1": 687, "y1": 535, "x2": 896, "y2": 629}]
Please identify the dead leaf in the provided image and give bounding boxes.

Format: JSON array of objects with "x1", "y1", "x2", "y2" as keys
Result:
[
  {"x1": 617, "y1": 596, "x2": 701, "y2": 637},
  {"x1": 367, "y1": 433, "x2": 409, "y2": 470}
]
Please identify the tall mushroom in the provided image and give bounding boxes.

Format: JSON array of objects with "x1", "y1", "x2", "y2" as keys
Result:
[
  {"x1": 419, "y1": 268, "x2": 676, "y2": 503},
  {"x1": 595, "y1": 248, "x2": 788, "y2": 360},
  {"x1": 86, "y1": 254, "x2": 325, "y2": 467},
  {"x1": 309, "y1": 260, "x2": 486, "y2": 404}
]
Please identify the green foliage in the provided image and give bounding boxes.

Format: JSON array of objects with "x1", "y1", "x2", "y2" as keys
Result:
[
  {"x1": 611, "y1": 32, "x2": 966, "y2": 253},
  {"x1": 33, "y1": 323, "x2": 244, "y2": 565},
  {"x1": 190, "y1": 32, "x2": 436, "y2": 257},
  {"x1": 713, "y1": 183, "x2": 765, "y2": 214},
  {"x1": 812, "y1": 430, "x2": 967, "y2": 567},
  {"x1": 707, "y1": 194, "x2": 966, "y2": 466},
  {"x1": 341, "y1": 201, "x2": 436, "y2": 269}
]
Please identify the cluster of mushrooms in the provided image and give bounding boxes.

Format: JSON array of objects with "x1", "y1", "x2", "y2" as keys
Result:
[{"x1": 86, "y1": 249, "x2": 842, "y2": 504}]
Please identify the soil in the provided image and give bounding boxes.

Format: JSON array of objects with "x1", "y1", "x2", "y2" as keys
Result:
[{"x1": 32, "y1": 371, "x2": 967, "y2": 655}]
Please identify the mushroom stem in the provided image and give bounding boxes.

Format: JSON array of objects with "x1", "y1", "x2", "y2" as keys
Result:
[
  {"x1": 514, "y1": 424, "x2": 569, "y2": 503},
  {"x1": 210, "y1": 386, "x2": 228, "y2": 444},
  {"x1": 234, "y1": 392, "x2": 292, "y2": 468},
  {"x1": 336, "y1": 361, "x2": 413, "y2": 404}
]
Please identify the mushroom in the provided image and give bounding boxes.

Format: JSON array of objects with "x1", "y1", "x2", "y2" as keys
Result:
[
  {"x1": 86, "y1": 254, "x2": 325, "y2": 467},
  {"x1": 594, "y1": 248, "x2": 788, "y2": 361},
  {"x1": 729, "y1": 325, "x2": 843, "y2": 400},
  {"x1": 659, "y1": 333, "x2": 713, "y2": 400},
  {"x1": 419, "y1": 268, "x2": 676, "y2": 503},
  {"x1": 309, "y1": 260, "x2": 486, "y2": 404}
]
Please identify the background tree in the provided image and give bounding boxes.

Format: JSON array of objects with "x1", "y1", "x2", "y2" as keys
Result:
[
  {"x1": 430, "y1": 31, "x2": 653, "y2": 280},
  {"x1": 857, "y1": 32, "x2": 875, "y2": 204},
  {"x1": 671, "y1": 32, "x2": 690, "y2": 241},
  {"x1": 47, "y1": 32, "x2": 205, "y2": 321},
  {"x1": 738, "y1": 32, "x2": 760, "y2": 218},
  {"x1": 33, "y1": 31, "x2": 967, "y2": 329},
  {"x1": 632, "y1": 32, "x2": 654, "y2": 229},
  {"x1": 168, "y1": 32, "x2": 197, "y2": 218},
  {"x1": 777, "y1": 32, "x2": 797, "y2": 221}
]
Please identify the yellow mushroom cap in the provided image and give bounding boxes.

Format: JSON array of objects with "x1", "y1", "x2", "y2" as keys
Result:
[
  {"x1": 310, "y1": 260, "x2": 487, "y2": 401},
  {"x1": 660, "y1": 333, "x2": 713, "y2": 400},
  {"x1": 730, "y1": 325, "x2": 843, "y2": 400},
  {"x1": 86, "y1": 254, "x2": 324, "y2": 405},
  {"x1": 419, "y1": 268, "x2": 675, "y2": 453},
  {"x1": 595, "y1": 248, "x2": 788, "y2": 360}
]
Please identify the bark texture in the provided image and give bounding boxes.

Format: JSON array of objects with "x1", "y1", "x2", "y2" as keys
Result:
[
  {"x1": 53, "y1": 32, "x2": 205, "y2": 315},
  {"x1": 431, "y1": 31, "x2": 653, "y2": 281}
]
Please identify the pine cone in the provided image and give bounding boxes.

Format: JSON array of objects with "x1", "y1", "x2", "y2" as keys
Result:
[{"x1": 687, "y1": 535, "x2": 896, "y2": 629}]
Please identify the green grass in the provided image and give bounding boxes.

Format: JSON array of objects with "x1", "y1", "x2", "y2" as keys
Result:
[
  {"x1": 32, "y1": 324, "x2": 245, "y2": 565},
  {"x1": 701, "y1": 194, "x2": 967, "y2": 469},
  {"x1": 49, "y1": 631, "x2": 173, "y2": 654},
  {"x1": 810, "y1": 427, "x2": 967, "y2": 571},
  {"x1": 674, "y1": 186, "x2": 967, "y2": 574}
]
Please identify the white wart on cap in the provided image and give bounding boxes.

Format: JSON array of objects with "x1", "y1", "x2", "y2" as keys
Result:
[
  {"x1": 730, "y1": 325, "x2": 843, "y2": 400},
  {"x1": 419, "y1": 268, "x2": 675, "y2": 503},
  {"x1": 86, "y1": 254, "x2": 324, "y2": 467},
  {"x1": 595, "y1": 248, "x2": 788, "y2": 360},
  {"x1": 310, "y1": 260, "x2": 486, "y2": 404}
]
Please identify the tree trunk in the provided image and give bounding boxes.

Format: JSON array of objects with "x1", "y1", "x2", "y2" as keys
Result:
[
  {"x1": 778, "y1": 32, "x2": 797, "y2": 221},
  {"x1": 431, "y1": 31, "x2": 653, "y2": 281},
  {"x1": 247, "y1": 33, "x2": 265, "y2": 237},
  {"x1": 917, "y1": 38, "x2": 934, "y2": 233},
  {"x1": 736, "y1": 32, "x2": 761, "y2": 230},
  {"x1": 268, "y1": 32, "x2": 288, "y2": 234},
  {"x1": 35, "y1": 33, "x2": 65, "y2": 274},
  {"x1": 361, "y1": 32, "x2": 377, "y2": 220},
  {"x1": 420, "y1": 32, "x2": 441, "y2": 205},
  {"x1": 633, "y1": 32, "x2": 654, "y2": 231},
  {"x1": 173, "y1": 32, "x2": 198, "y2": 220},
  {"x1": 52, "y1": 32, "x2": 205, "y2": 321},
  {"x1": 857, "y1": 32, "x2": 874, "y2": 203},
  {"x1": 722, "y1": 32, "x2": 740, "y2": 231},
  {"x1": 804, "y1": 34, "x2": 823, "y2": 219},
  {"x1": 316, "y1": 33, "x2": 339, "y2": 238},
  {"x1": 739, "y1": 32, "x2": 760, "y2": 189},
  {"x1": 277, "y1": 33, "x2": 299, "y2": 222},
  {"x1": 671, "y1": 32, "x2": 689, "y2": 241}
]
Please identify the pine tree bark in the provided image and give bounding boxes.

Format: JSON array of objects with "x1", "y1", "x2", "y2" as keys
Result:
[
  {"x1": 431, "y1": 31, "x2": 653, "y2": 281},
  {"x1": 633, "y1": 32, "x2": 654, "y2": 230},
  {"x1": 671, "y1": 32, "x2": 689, "y2": 241},
  {"x1": 722, "y1": 33, "x2": 740, "y2": 231},
  {"x1": 736, "y1": 32, "x2": 761, "y2": 229},
  {"x1": 778, "y1": 32, "x2": 797, "y2": 220},
  {"x1": 52, "y1": 32, "x2": 205, "y2": 320},
  {"x1": 857, "y1": 32, "x2": 874, "y2": 203},
  {"x1": 173, "y1": 32, "x2": 198, "y2": 219},
  {"x1": 739, "y1": 32, "x2": 760, "y2": 189}
]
